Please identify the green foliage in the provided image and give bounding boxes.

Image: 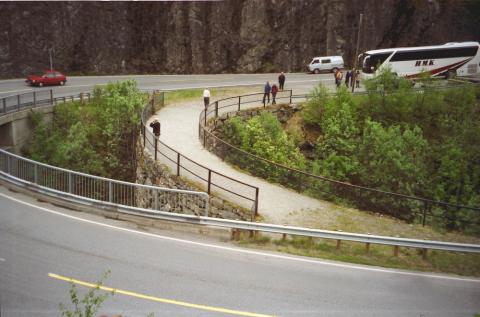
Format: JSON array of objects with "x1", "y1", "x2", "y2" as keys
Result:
[
  {"x1": 221, "y1": 112, "x2": 305, "y2": 183},
  {"x1": 59, "y1": 271, "x2": 113, "y2": 317},
  {"x1": 313, "y1": 88, "x2": 359, "y2": 181},
  {"x1": 26, "y1": 80, "x2": 147, "y2": 181},
  {"x1": 220, "y1": 68, "x2": 480, "y2": 231}
]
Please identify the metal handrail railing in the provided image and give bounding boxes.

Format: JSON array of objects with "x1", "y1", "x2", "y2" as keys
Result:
[
  {"x1": 140, "y1": 96, "x2": 259, "y2": 220},
  {"x1": 198, "y1": 85, "x2": 480, "y2": 229}
]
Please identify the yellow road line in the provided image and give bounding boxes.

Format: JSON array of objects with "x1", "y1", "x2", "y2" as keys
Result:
[{"x1": 48, "y1": 273, "x2": 276, "y2": 317}]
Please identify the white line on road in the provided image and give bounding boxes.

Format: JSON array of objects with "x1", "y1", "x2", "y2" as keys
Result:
[{"x1": 1, "y1": 191, "x2": 478, "y2": 283}]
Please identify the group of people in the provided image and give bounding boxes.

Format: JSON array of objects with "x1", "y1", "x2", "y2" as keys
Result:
[
  {"x1": 263, "y1": 72, "x2": 286, "y2": 105},
  {"x1": 334, "y1": 68, "x2": 360, "y2": 89}
]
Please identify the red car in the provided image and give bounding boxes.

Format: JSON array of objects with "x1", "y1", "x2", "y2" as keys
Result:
[{"x1": 26, "y1": 70, "x2": 67, "y2": 87}]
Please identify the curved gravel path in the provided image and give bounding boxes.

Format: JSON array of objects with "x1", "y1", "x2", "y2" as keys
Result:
[{"x1": 149, "y1": 96, "x2": 333, "y2": 225}]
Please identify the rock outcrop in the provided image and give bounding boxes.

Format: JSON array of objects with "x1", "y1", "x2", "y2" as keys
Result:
[{"x1": 0, "y1": 0, "x2": 478, "y2": 77}]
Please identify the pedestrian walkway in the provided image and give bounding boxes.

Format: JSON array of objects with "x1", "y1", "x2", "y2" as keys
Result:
[{"x1": 148, "y1": 91, "x2": 335, "y2": 225}]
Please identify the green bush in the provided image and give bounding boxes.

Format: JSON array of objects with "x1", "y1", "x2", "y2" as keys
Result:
[{"x1": 26, "y1": 80, "x2": 147, "y2": 181}]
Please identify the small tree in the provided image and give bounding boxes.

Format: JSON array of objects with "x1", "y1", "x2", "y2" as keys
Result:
[{"x1": 59, "y1": 271, "x2": 114, "y2": 317}]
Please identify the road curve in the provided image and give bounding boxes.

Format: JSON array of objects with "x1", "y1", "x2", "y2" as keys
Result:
[{"x1": 1, "y1": 187, "x2": 480, "y2": 317}]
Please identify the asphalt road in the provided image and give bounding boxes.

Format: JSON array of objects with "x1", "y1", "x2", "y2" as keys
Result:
[
  {"x1": 1, "y1": 187, "x2": 479, "y2": 317},
  {"x1": 0, "y1": 73, "x2": 339, "y2": 99}
]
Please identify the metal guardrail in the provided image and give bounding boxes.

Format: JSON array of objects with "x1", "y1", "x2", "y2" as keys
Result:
[
  {"x1": 1, "y1": 89, "x2": 54, "y2": 114},
  {"x1": 1, "y1": 154, "x2": 478, "y2": 255},
  {"x1": 140, "y1": 94, "x2": 259, "y2": 220},
  {"x1": 198, "y1": 85, "x2": 480, "y2": 230}
]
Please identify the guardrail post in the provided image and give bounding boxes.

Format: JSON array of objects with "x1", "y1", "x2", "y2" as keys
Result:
[
  {"x1": 108, "y1": 181, "x2": 113, "y2": 203},
  {"x1": 80, "y1": 93, "x2": 84, "y2": 103},
  {"x1": 154, "y1": 190, "x2": 158, "y2": 210},
  {"x1": 63, "y1": 96, "x2": 66, "y2": 104},
  {"x1": 207, "y1": 170, "x2": 212, "y2": 194},
  {"x1": 33, "y1": 91, "x2": 36, "y2": 106},
  {"x1": 336, "y1": 240, "x2": 342, "y2": 250},
  {"x1": 50, "y1": 90, "x2": 53, "y2": 104},
  {"x1": 88, "y1": 93, "x2": 91, "y2": 102},
  {"x1": 393, "y1": 245, "x2": 399, "y2": 257},
  {"x1": 238, "y1": 96, "x2": 241, "y2": 111},
  {"x1": 154, "y1": 138, "x2": 158, "y2": 161},
  {"x1": 365, "y1": 242, "x2": 370, "y2": 253},
  {"x1": 176, "y1": 153, "x2": 180, "y2": 176},
  {"x1": 215, "y1": 101, "x2": 218, "y2": 118},
  {"x1": 422, "y1": 248, "x2": 428, "y2": 260},
  {"x1": 289, "y1": 90, "x2": 292, "y2": 104},
  {"x1": 17, "y1": 95, "x2": 20, "y2": 111},
  {"x1": 71, "y1": 96, "x2": 74, "y2": 102},
  {"x1": 2, "y1": 98, "x2": 5, "y2": 113}
]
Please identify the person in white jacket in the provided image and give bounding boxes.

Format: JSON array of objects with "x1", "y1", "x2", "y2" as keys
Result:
[{"x1": 203, "y1": 88, "x2": 210, "y2": 109}]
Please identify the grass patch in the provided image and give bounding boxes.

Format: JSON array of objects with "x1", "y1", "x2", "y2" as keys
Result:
[
  {"x1": 237, "y1": 233, "x2": 480, "y2": 277},
  {"x1": 164, "y1": 86, "x2": 257, "y2": 105}
]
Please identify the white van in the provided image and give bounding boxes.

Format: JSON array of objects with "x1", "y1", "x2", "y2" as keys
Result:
[{"x1": 307, "y1": 56, "x2": 344, "y2": 74}]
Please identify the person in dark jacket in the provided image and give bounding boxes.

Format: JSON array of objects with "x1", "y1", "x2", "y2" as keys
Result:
[
  {"x1": 150, "y1": 119, "x2": 161, "y2": 138},
  {"x1": 263, "y1": 81, "x2": 271, "y2": 104},
  {"x1": 345, "y1": 70, "x2": 352, "y2": 88},
  {"x1": 278, "y1": 72, "x2": 286, "y2": 90},
  {"x1": 271, "y1": 83, "x2": 278, "y2": 104}
]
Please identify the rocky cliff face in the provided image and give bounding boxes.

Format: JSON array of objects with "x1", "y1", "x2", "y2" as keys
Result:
[{"x1": 0, "y1": 0, "x2": 478, "y2": 77}]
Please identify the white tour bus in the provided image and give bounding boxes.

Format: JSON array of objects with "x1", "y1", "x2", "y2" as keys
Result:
[{"x1": 359, "y1": 41, "x2": 480, "y2": 80}]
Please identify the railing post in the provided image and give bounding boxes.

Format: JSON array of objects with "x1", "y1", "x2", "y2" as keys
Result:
[
  {"x1": 108, "y1": 181, "x2": 113, "y2": 203},
  {"x1": 207, "y1": 170, "x2": 212, "y2": 194},
  {"x1": 50, "y1": 90, "x2": 53, "y2": 104},
  {"x1": 7, "y1": 155, "x2": 11, "y2": 174},
  {"x1": 422, "y1": 201, "x2": 428, "y2": 226},
  {"x1": 238, "y1": 96, "x2": 241, "y2": 111},
  {"x1": 215, "y1": 101, "x2": 218, "y2": 118},
  {"x1": 2, "y1": 98, "x2": 6, "y2": 113},
  {"x1": 154, "y1": 138, "x2": 158, "y2": 161},
  {"x1": 71, "y1": 96, "x2": 74, "y2": 102},
  {"x1": 80, "y1": 93, "x2": 84, "y2": 103},
  {"x1": 63, "y1": 96, "x2": 66, "y2": 103},
  {"x1": 17, "y1": 95, "x2": 20, "y2": 111},
  {"x1": 176, "y1": 153, "x2": 180, "y2": 176},
  {"x1": 154, "y1": 190, "x2": 158, "y2": 210},
  {"x1": 33, "y1": 91, "x2": 36, "y2": 106},
  {"x1": 254, "y1": 187, "x2": 259, "y2": 219},
  {"x1": 289, "y1": 90, "x2": 292, "y2": 104},
  {"x1": 68, "y1": 172, "x2": 72, "y2": 193},
  {"x1": 88, "y1": 93, "x2": 91, "y2": 102},
  {"x1": 34, "y1": 163, "x2": 38, "y2": 184}
]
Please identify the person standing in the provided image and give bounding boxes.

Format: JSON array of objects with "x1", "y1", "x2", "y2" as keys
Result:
[
  {"x1": 271, "y1": 83, "x2": 278, "y2": 104},
  {"x1": 335, "y1": 70, "x2": 343, "y2": 88},
  {"x1": 203, "y1": 88, "x2": 210, "y2": 109},
  {"x1": 345, "y1": 69, "x2": 352, "y2": 88},
  {"x1": 150, "y1": 119, "x2": 161, "y2": 138},
  {"x1": 263, "y1": 81, "x2": 271, "y2": 105},
  {"x1": 278, "y1": 72, "x2": 286, "y2": 91}
]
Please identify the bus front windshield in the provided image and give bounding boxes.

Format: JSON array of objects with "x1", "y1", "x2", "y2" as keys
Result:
[{"x1": 362, "y1": 55, "x2": 374, "y2": 73}]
